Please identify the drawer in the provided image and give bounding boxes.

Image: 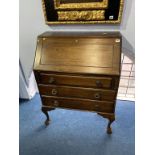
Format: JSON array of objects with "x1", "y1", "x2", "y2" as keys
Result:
[
  {"x1": 39, "y1": 85, "x2": 116, "y2": 101},
  {"x1": 41, "y1": 96, "x2": 114, "y2": 113},
  {"x1": 38, "y1": 73, "x2": 113, "y2": 89}
]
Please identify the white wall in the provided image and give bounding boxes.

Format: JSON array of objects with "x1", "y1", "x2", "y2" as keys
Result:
[
  {"x1": 19, "y1": 61, "x2": 30, "y2": 99},
  {"x1": 19, "y1": 0, "x2": 135, "y2": 97}
]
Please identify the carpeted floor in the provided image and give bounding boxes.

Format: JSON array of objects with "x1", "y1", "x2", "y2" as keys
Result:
[{"x1": 19, "y1": 94, "x2": 135, "y2": 155}]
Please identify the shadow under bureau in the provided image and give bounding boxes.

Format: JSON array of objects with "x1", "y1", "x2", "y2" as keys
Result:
[{"x1": 33, "y1": 32, "x2": 121, "y2": 134}]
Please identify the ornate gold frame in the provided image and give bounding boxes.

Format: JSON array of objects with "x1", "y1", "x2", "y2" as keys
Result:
[
  {"x1": 42, "y1": 0, "x2": 124, "y2": 24},
  {"x1": 54, "y1": 0, "x2": 109, "y2": 10}
]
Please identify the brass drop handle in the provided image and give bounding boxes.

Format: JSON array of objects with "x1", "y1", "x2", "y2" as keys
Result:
[
  {"x1": 96, "y1": 80, "x2": 102, "y2": 87},
  {"x1": 94, "y1": 93, "x2": 101, "y2": 99},
  {"x1": 51, "y1": 89, "x2": 58, "y2": 95},
  {"x1": 53, "y1": 100, "x2": 59, "y2": 107},
  {"x1": 49, "y1": 77, "x2": 55, "y2": 84}
]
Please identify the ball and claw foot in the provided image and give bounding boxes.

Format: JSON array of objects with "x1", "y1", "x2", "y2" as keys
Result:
[
  {"x1": 107, "y1": 127, "x2": 112, "y2": 134},
  {"x1": 45, "y1": 119, "x2": 50, "y2": 126},
  {"x1": 106, "y1": 118, "x2": 114, "y2": 134},
  {"x1": 42, "y1": 108, "x2": 51, "y2": 126}
]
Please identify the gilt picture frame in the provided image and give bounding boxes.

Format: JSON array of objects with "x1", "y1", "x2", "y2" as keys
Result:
[{"x1": 42, "y1": 0, "x2": 124, "y2": 24}]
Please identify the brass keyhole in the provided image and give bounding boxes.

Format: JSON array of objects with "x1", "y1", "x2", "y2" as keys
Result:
[
  {"x1": 96, "y1": 80, "x2": 102, "y2": 87},
  {"x1": 53, "y1": 100, "x2": 59, "y2": 107},
  {"x1": 94, "y1": 93, "x2": 101, "y2": 99},
  {"x1": 94, "y1": 104, "x2": 99, "y2": 108}
]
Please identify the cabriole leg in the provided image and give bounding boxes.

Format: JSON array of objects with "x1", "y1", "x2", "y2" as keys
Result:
[
  {"x1": 41, "y1": 107, "x2": 50, "y2": 126},
  {"x1": 97, "y1": 113, "x2": 115, "y2": 134},
  {"x1": 107, "y1": 118, "x2": 114, "y2": 134}
]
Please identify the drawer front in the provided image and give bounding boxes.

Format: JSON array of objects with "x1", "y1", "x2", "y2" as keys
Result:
[
  {"x1": 39, "y1": 85, "x2": 116, "y2": 101},
  {"x1": 41, "y1": 96, "x2": 114, "y2": 113},
  {"x1": 38, "y1": 73, "x2": 113, "y2": 89}
]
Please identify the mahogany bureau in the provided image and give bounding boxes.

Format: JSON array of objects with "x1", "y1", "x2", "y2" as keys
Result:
[{"x1": 33, "y1": 32, "x2": 122, "y2": 134}]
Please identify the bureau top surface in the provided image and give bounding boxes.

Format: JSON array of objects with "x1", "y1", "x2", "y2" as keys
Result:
[
  {"x1": 38, "y1": 31, "x2": 121, "y2": 38},
  {"x1": 34, "y1": 32, "x2": 121, "y2": 76}
]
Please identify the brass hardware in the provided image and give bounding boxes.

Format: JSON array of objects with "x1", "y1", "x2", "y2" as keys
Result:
[
  {"x1": 53, "y1": 100, "x2": 59, "y2": 107},
  {"x1": 94, "y1": 93, "x2": 101, "y2": 99},
  {"x1": 96, "y1": 80, "x2": 102, "y2": 87},
  {"x1": 49, "y1": 77, "x2": 55, "y2": 84},
  {"x1": 51, "y1": 89, "x2": 58, "y2": 95},
  {"x1": 75, "y1": 39, "x2": 78, "y2": 43},
  {"x1": 43, "y1": 38, "x2": 46, "y2": 41},
  {"x1": 115, "y1": 39, "x2": 120, "y2": 43}
]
